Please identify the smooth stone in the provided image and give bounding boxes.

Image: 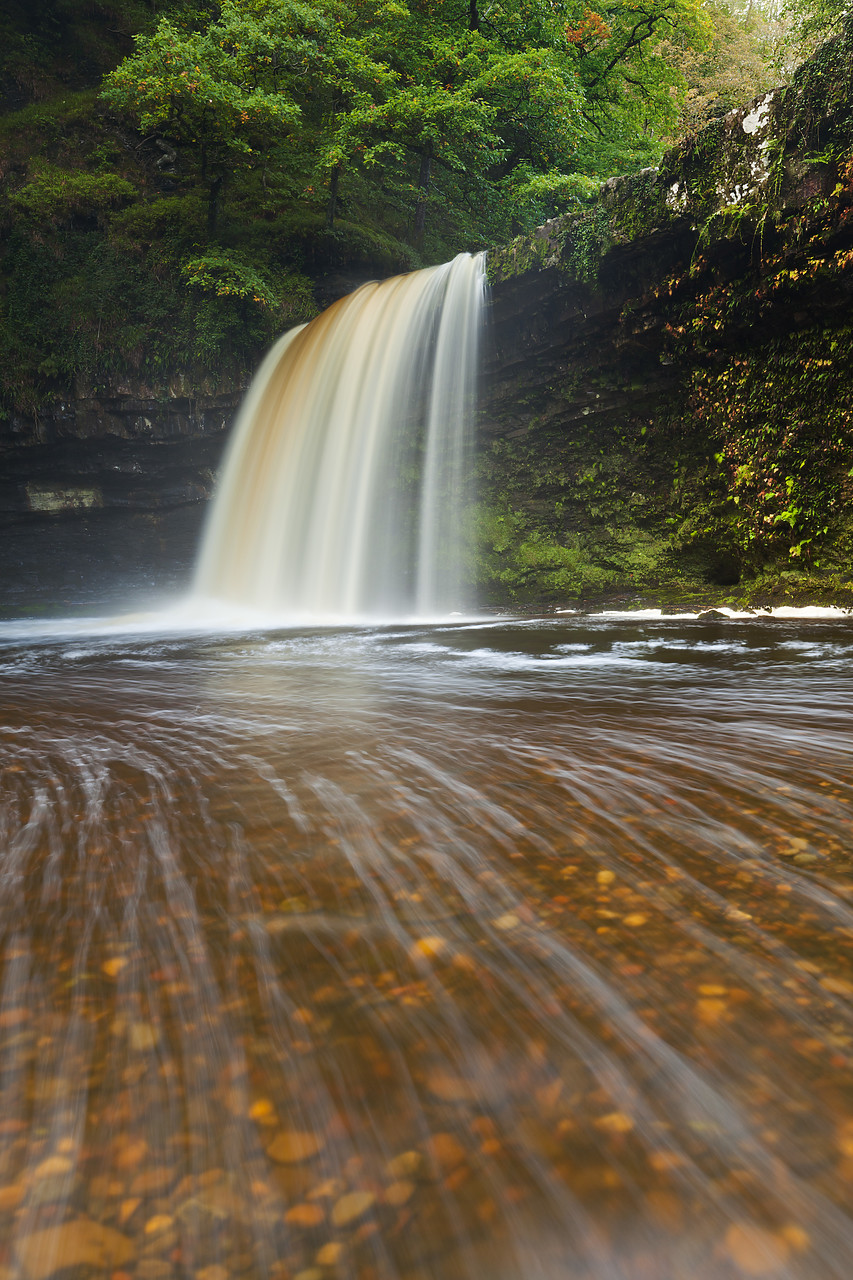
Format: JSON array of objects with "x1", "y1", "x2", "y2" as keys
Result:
[
  {"x1": 29, "y1": 1174, "x2": 80, "y2": 1208},
  {"x1": 268, "y1": 1130, "x2": 325, "y2": 1164},
  {"x1": 594, "y1": 1111, "x2": 634, "y2": 1134},
  {"x1": 821, "y1": 976, "x2": 853, "y2": 995},
  {"x1": 0, "y1": 1008, "x2": 29, "y2": 1028},
  {"x1": 424, "y1": 1133, "x2": 466, "y2": 1171},
  {"x1": 119, "y1": 1198, "x2": 141, "y2": 1225},
  {"x1": 285, "y1": 1202, "x2": 325, "y2": 1227},
  {"x1": 143, "y1": 1213, "x2": 175, "y2": 1236},
  {"x1": 0, "y1": 1184, "x2": 25, "y2": 1211},
  {"x1": 178, "y1": 1185, "x2": 236, "y2": 1223},
  {"x1": 114, "y1": 1136, "x2": 149, "y2": 1169},
  {"x1": 315, "y1": 1242, "x2": 344, "y2": 1266},
  {"x1": 128, "y1": 1021, "x2": 161, "y2": 1052},
  {"x1": 696, "y1": 997, "x2": 728, "y2": 1025},
  {"x1": 32, "y1": 1156, "x2": 73, "y2": 1180},
  {"x1": 384, "y1": 1179, "x2": 415, "y2": 1206},
  {"x1": 409, "y1": 936, "x2": 447, "y2": 960},
  {"x1": 426, "y1": 1070, "x2": 477, "y2": 1103},
  {"x1": 385, "y1": 1151, "x2": 423, "y2": 1179},
  {"x1": 136, "y1": 1262, "x2": 174, "y2": 1280},
  {"x1": 249, "y1": 1098, "x2": 276, "y2": 1122},
  {"x1": 331, "y1": 1190, "x2": 375, "y2": 1227},
  {"x1": 88, "y1": 1174, "x2": 120, "y2": 1199},
  {"x1": 130, "y1": 1166, "x2": 176, "y2": 1196},
  {"x1": 838, "y1": 1120, "x2": 853, "y2": 1157},
  {"x1": 15, "y1": 1219, "x2": 134, "y2": 1279},
  {"x1": 783, "y1": 838, "x2": 809, "y2": 853},
  {"x1": 723, "y1": 1223, "x2": 790, "y2": 1276}
]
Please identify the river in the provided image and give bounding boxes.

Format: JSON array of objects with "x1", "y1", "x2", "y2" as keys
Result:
[{"x1": 0, "y1": 611, "x2": 851, "y2": 1279}]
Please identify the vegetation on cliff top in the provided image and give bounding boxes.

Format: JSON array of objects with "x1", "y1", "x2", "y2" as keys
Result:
[{"x1": 0, "y1": 0, "x2": 810, "y2": 415}]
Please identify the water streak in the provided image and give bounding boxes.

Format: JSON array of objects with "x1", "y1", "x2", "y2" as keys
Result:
[
  {"x1": 1, "y1": 617, "x2": 852, "y2": 1278},
  {"x1": 194, "y1": 253, "x2": 486, "y2": 619}
]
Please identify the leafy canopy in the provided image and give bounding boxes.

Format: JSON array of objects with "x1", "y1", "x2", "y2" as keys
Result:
[{"x1": 101, "y1": 0, "x2": 708, "y2": 245}]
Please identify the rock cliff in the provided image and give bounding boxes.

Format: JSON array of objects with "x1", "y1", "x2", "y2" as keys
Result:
[{"x1": 479, "y1": 19, "x2": 853, "y2": 606}]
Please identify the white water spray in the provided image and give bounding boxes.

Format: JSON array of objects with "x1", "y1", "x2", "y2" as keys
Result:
[{"x1": 194, "y1": 252, "x2": 486, "y2": 618}]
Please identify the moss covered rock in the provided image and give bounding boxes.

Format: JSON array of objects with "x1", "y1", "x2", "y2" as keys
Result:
[{"x1": 478, "y1": 18, "x2": 853, "y2": 609}]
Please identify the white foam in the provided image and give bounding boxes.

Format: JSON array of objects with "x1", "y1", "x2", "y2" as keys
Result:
[
  {"x1": 582, "y1": 606, "x2": 851, "y2": 621},
  {"x1": 0, "y1": 599, "x2": 496, "y2": 644}
]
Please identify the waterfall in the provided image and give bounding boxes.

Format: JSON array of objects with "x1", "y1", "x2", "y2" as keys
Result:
[{"x1": 194, "y1": 251, "x2": 486, "y2": 619}]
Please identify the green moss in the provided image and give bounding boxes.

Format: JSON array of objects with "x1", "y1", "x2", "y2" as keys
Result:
[
  {"x1": 561, "y1": 205, "x2": 613, "y2": 283},
  {"x1": 475, "y1": 283, "x2": 853, "y2": 606},
  {"x1": 686, "y1": 325, "x2": 853, "y2": 571},
  {"x1": 0, "y1": 89, "x2": 101, "y2": 142},
  {"x1": 9, "y1": 162, "x2": 136, "y2": 222},
  {"x1": 486, "y1": 229, "x2": 554, "y2": 284}
]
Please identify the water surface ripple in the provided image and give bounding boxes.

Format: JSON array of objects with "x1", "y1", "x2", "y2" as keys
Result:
[{"x1": 1, "y1": 616, "x2": 852, "y2": 1280}]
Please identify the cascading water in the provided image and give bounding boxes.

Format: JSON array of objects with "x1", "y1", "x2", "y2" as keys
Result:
[
  {"x1": 5, "y1": 255, "x2": 853, "y2": 1280},
  {"x1": 194, "y1": 252, "x2": 486, "y2": 619}
]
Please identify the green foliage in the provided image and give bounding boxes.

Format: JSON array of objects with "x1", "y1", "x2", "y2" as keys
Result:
[
  {"x1": 182, "y1": 249, "x2": 280, "y2": 307},
  {"x1": 0, "y1": 177, "x2": 318, "y2": 412},
  {"x1": 569, "y1": 0, "x2": 711, "y2": 168},
  {"x1": 663, "y1": 0, "x2": 787, "y2": 138},
  {"x1": 781, "y1": 0, "x2": 851, "y2": 65},
  {"x1": 9, "y1": 163, "x2": 136, "y2": 223},
  {"x1": 4, "y1": 0, "x2": 835, "y2": 422},
  {"x1": 689, "y1": 327, "x2": 853, "y2": 564},
  {"x1": 100, "y1": 5, "x2": 308, "y2": 157},
  {"x1": 499, "y1": 168, "x2": 600, "y2": 225},
  {"x1": 100, "y1": 2, "x2": 318, "y2": 228},
  {"x1": 563, "y1": 203, "x2": 614, "y2": 281},
  {"x1": 0, "y1": 0, "x2": 717, "y2": 416},
  {"x1": 0, "y1": 90, "x2": 101, "y2": 144},
  {"x1": 98, "y1": 0, "x2": 708, "y2": 247},
  {"x1": 181, "y1": 248, "x2": 317, "y2": 323}
]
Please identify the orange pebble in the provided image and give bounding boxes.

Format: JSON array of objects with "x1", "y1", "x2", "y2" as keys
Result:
[{"x1": 285, "y1": 1202, "x2": 326, "y2": 1227}]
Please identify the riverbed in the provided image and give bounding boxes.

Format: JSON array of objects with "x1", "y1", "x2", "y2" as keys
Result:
[{"x1": 0, "y1": 613, "x2": 851, "y2": 1280}]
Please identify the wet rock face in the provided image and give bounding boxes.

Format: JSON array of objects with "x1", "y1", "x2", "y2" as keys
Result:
[
  {"x1": 477, "y1": 20, "x2": 853, "y2": 608},
  {"x1": 0, "y1": 390, "x2": 241, "y2": 614}
]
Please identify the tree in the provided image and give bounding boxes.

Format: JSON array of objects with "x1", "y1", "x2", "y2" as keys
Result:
[
  {"x1": 316, "y1": 0, "x2": 707, "y2": 243},
  {"x1": 662, "y1": 0, "x2": 787, "y2": 138},
  {"x1": 564, "y1": 0, "x2": 711, "y2": 168},
  {"x1": 779, "y1": 0, "x2": 850, "y2": 65},
  {"x1": 101, "y1": 1, "x2": 316, "y2": 230},
  {"x1": 102, "y1": 0, "x2": 709, "y2": 248}
]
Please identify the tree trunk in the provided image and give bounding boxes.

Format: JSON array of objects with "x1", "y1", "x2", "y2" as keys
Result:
[
  {"x1": 469, "y1": 0, "x2": 480, "y2": 31},
  {"x1": 326, "y1": 164, "x2": 341, "y2": 230},
  {"x1": 207, "y1": 175, "x2": 223, "y2": 235},
  {"x1": 413, "y1": 145, "x2": 432, "y2": 246}
]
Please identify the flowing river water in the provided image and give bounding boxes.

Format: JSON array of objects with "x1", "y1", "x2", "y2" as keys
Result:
[{"x1": 0, "y1": 610, "x2": 851, "y2": 1280}]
